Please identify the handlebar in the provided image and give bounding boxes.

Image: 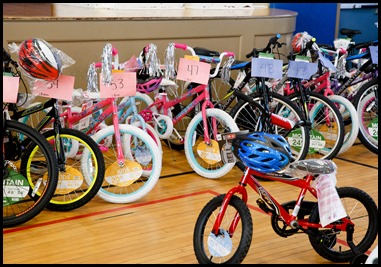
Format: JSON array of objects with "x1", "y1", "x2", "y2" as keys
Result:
[
  {"x1": 245, "y1": 34, "x2": 285, "y2": 58},
  {"x1": 170, "y1": 43, "x2": 235, "y2": 78},
  {"x1": 3, "y1": 47, "x2": 18, "y2": 67},
  {"x1": 300, "y1": 37, "x2": 317, "y2": 55}
]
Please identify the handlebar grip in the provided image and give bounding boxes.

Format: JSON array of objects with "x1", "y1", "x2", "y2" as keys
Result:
[
  {"x1": 223, "y1": 51, "x2": 235, "y2": 57},
  {"x1": 111, "y1": 46, "x2": 118, "y2": 56},
  {"x1": 94, "y1": 62, "x2": 102, "y2": 68},
  {"x1": 174, "y1": 43, "x2": 188, "y2": 50},
  {"x1": 3, "y1": 47, "x2": 12, "y2": 61}
]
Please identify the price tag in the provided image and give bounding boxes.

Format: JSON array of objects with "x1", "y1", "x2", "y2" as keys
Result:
[
  {"x1": 176, "y1": 57, "x2": 211, "y2": 85},
  {"x1": 287, "y1": 61, "x2": 318, "y2": 79},
  {"x1": 251, "y1": 57, "x2": 283, "y2": 79},
  {"x1": 3, "y1": 74, "x2": 20, "y2": 103},
  {"x1": 33, "y1": 75, "x2": 75, "y2": 101},
  {"x1": 100, "y1": 71, "x2": 136, "y2": 98},
  {"x1": 317, "y1": 51, "x2": 336, "y2": 71},
  {"x1": 369, "y1": 46, "x2": 378, "y2": 65}
]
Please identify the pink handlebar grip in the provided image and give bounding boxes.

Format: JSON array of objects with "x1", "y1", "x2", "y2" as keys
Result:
[
  {"x1": 111, "y1": 46, "x2": 118, "y2": 56},
  {"x1": 223, "y1": 51, "x2": 235, "y2": 57},
  {"x1": 174, "y1": 43, "x2": 188, "y2": 50},
  {"x1": 94, "y1": 62, "x2": 102, "y2": 68}
]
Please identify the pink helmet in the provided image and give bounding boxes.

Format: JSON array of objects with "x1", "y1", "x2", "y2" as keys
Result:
[{"x1": 136, "y1": 73, "x2": 163, "y2": 94}]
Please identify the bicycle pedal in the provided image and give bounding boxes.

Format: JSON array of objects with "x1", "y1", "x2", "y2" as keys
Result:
[{"x1": 256, "y1": 198, "x2": 274, "y2": 214}]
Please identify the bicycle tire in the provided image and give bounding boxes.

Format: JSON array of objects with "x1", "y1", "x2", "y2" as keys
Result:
[
  {"x1": 351, "y1": 78, "x2": 378, "y2": 154},
  {"x1": 230, "y1": 91, "x2": 310, "y2": 163},
  {"x1": 89, "y1": 124, "x2": 162, "y2": 203},
  {"x1": 308, "y1": 187, "x2": 378, "y2": 262},
  {"x1": 3, "y1": 120, "x2": 59, "y2": 227},
  {"x1": 288, "y1": 91, "x2": 345, "y2": 160},
  {"x1": 326, "y1": 95, "x2": 359, "y2": 155},
  {"x1": 184, "y1": 108, "x2": 239, "y2": 179},
  {"x1": 38, "y1": 128, "x2": 105, "y2": 211},
  {"x1": 193, "y1": 194, "x2": 253, "y2": 264}
]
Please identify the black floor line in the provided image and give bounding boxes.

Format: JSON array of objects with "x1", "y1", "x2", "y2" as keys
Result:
[
  {"x1": 335, "y1": 157, "x2": 378, "y2": 170},
  {"x1": 160, "y1": 171, "x2": 195, "y2": 179}
]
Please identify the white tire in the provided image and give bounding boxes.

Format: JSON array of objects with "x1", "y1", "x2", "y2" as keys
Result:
[
  {"x1": 327, "y1": 95, "x2": 359, "y2": 155},
  {"x1": 90, "y1": 124, "x2": 162, "y2": 203},
  {"x1": 184, "y1": 108, "x2": 239, "y2": 179}
]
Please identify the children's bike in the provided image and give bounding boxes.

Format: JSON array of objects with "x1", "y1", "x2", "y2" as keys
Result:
[
  {"x1": 140, "y1": 43, "x2": 240, "y2": 179},
  {"x1": 193, "y1": 131, "x2": 378, "y2": 264},
  {"x1": 4, "y1": 48, "x2": 105, "y2": 212}
]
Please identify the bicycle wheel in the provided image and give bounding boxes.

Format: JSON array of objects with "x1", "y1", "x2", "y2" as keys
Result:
[
  {"x1": 3, "y1": 120, "x2": 59, "y2": 227},
  {"x1": 35, "y1": 128, "x2": 105, "y2": 211},
  {"x1": 193, "y1": 194, "x2": 253, "y2": 264},
  {"x1": 288, "y1": 91, "x2": 345, "y2": 160},
  {"x1": 230, "y1": 91, "x2": 310, "y2": 162},
  {"x1": 308, "y1": 187, "x2": 378, "y2": 262},
  {"x1": 352, "y1": 78, "x2": 378, "y2": 154},
  {"x1": 89, "y1": 124, "x2": 162, "y2": 203},
  {"x1": 326, "y1": 95, "x2": 359, "y2": 155},
  {"x1": 184, "y1": 108, "x2": 239, "y2": 179}
]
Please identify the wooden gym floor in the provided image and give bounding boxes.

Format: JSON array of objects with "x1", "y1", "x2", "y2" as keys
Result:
[{"x1": 3, "y1": 140, "x2": 378, "y2": 264}]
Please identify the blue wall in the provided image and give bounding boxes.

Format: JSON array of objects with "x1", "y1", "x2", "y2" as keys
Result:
[
  {"x1": 338, "y1": 7, "x2": 378, "y2": 43},
  {"x1": 270, "y1": 3, "x2": 338, "y2": 45}
]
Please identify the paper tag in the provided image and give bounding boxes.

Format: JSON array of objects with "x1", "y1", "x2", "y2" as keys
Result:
[{"x1": 314, "y1": 173, "x2": 347, "y2": 227}]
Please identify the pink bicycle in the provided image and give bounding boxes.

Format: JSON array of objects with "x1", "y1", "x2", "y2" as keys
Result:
[{"x1": 139, "y1": 43, "x2": 240, "y2": 179}]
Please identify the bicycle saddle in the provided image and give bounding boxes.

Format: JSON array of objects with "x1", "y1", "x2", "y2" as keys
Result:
[
  {"x1": 193, "y1": 47, "x2": 220, "y2": 57},
  {"x1": 287, "y1": 159, "x2": 337, "y2": 175},
  {"x1": 339, "y1": 28, "x2": 362, "y2": 38}
]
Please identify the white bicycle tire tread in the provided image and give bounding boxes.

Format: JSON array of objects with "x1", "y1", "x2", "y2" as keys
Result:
[
  {"x1": 90, "y1": 124, "x2": 162, "y2": 203},
  {"x1": 184, "y1": 108, "x2": 239, "y2": 179},
  {"x1": 327, "y1": 95, "x2": 359, "y2": 155}
]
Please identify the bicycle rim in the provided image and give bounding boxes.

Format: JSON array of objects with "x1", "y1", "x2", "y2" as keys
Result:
[
  {"x1": 89, "y1": 124, "x2": 162, "y2": 203},
  {"x1": 42, "y1": 128, "x2": 105, "y2": 211},
  {"x1": 184, "y1": 108, "x2": 239, "y2": 179}
]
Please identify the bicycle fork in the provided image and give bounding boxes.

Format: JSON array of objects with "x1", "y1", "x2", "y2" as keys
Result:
[{"x1": 211, "y1": 170, "x2": 251, "y2": 237}]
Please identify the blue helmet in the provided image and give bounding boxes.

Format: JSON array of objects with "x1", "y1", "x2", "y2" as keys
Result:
[{"x1": 232, "y1": 132, "x2": 292, "y2": 173}]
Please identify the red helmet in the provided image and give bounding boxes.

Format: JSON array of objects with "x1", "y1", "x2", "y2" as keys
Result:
[
  {"x1": 136, "y1": 72, "x2": 163, "y2": 94},
  {"x1": 291, "y1": 32, "x2": 313, "y2": 54},
  {"x1": 18, "y1": 38, "x2": 62, "y2": 81}
]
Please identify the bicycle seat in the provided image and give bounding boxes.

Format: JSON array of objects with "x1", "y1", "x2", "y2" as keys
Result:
[
  {"x1": 286, "y1": 159, "x2": 337, "y2": 176},
  {"x1": 339, "y1": 28, "x2": 362, "y2": 38},
  {"x1": 193, "y1": 47, "x2": 220, "y2": 57}
]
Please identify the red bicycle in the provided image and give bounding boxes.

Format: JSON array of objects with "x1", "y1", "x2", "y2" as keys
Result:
[{"x1": 193, "y1": 131, "x2": 378, "y2": 264}]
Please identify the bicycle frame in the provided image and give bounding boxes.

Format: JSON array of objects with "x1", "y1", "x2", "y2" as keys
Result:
[
  {"x1": 10, "y1": 98, "x2": 67, "y2": 168},
  {"x1": 61, "y1": 97, "x2": 127, "y2": 165},
  {"x1": 211, "y1": 166, "x2": 353, "y2": 237},
  {"x1": 142, "y1": 82, "x2": 217, "y2": 144}
]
